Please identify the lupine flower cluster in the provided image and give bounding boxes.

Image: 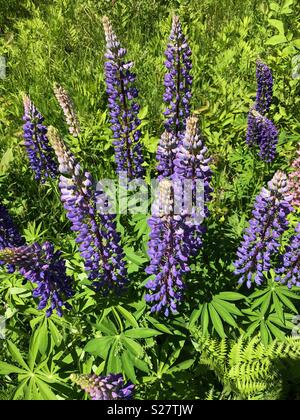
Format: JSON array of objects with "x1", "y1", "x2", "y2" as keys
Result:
[
  {"x1": 145, "y1": 180, "x2": 190, "y2": 316},
  {"x1": 0, "y1": 242, "x2": 73, "y2": 317},
  {"x1": 0, "y1": 204, "x2": 24, "y2": 273},
  {"x1": 71, "y1": 373, "x2": 135, "y2": 400},
  {"x1": 255, "y1": 59, "x2": 273, "y2": 116},
  {"x1": 23, "y1": 95, "x2": 58, "y2": 182},
  {"x1": 277, "y1": 223, "x2": 300, "y2": 288},
  {"x1": 288, "y1": 144, "x2": 300, "y2": 207},
  {"x1": 48, "y1": 127, "x2": 127, "y2": 292},
  {"x1": 246, "y1": 60, "x2": 278, "y2": 162},
  {"x1": 246, "y1": 109, "x2": 279, "y2": 163},
  {"x1": 163, "y1": 15, "x2": 192, "y2": 140},
  {"x1": 54, "y1": 83, "x2": 80, "y2": 137},
  {"x1": 103, "y1": 16, "x2": 144, "y2": 180},
  {"x1": 234, "y1": 171, "x2": 293, "y2": 288},
  {"x1": 156, "y1": 131, "x2": 177, "y2": 179},
  {"x1": 173, "y1": 115, "x2": 213, "y2": 254}
]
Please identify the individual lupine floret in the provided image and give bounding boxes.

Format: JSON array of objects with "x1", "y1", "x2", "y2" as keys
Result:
[
  {"x1": 288, "y1": 145, "x2": 300, "y2": 207},
  {"x1": 246, "y1": 109, "x2": 278, "y2": 163},
  {"x1": 53, "y1": 83, "x2": 80, "y2": 137},
  {"x1": 276, "y1": 223, "x2": 300, "y2": 289},
  {"x1": 156, "y1": 131, "x2": 177, "y2": 179},
  {"x1": 48, "y1": 127, "x2": 127, "y2": 292},
  {"x1": 234, "y1": 171, "x2": 293, "y2": 288},
  {"x1": 103, "y1": 16, "x2": 144, "y2": 180},
  {"x1": 71, "y1": 373, "x2": 135, "y2": 400},
  {"x1": 163, "y1": 15, "x2": 192, "y2": 141},
  {"x1": 0, "y1": 203, "x2": 25, "y2": 273},
  {"x1": 23, "y1": 95, "x2": 58, "y2": 182},
  {"x1": 145, "y1": 180, "x2": 190, "y2": 316},
  {"x1": 0, "y1": 242, "x2": 73, "y2": 317},
  {"x1": 255, "y1": 59, "x2": 273, "y2": 116}
]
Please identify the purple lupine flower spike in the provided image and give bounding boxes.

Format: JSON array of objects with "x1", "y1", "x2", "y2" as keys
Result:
[
  {"x1": 246, "y1": 60, "x2": 278, "y2": 162},
  {"x1": 145, "y1": 180, "x2": 190, "y2": 316},
  {"x1": 173, "y1": 116, "x2": 213, "y2": 254},
  {"x1": 156, "y1": 131, "x2": 177, "y2": 179},
  {"x1": 103, "y1": 16, "x2": 144, "y2": 180},
  {"x1": 0, "y1": 203, "x2": 25, "y2": 273},
  {"x1": 48, "y1": 127, "x2": 127, "y2": 292},
  {"x1": 288, "y1": 144, "x2": 300, "y2": 207},
  {"x1": 71, "y1": 373, "x2": 135, "y2": 400},
  {"x1": 0, "y1": 242, "x2": 73, "y2": 317},
  {"x1": 163, "y1": 16, "x2": 192, "y2": 142},
  {"x1": 276, "y1": 223, "x2": 300, "y2": 289},
  {"x1": 234, "y1": 171, "x2": 293, "y2": 288},
  {"x1": 246, "y1": 109, "x2": 279, "y2": 163},
  {"x1": 23, "y1": 95, "x2": 58, "y2": 182},
  {"x1": 54, "y1": 83, "x2": 80, "y2": 137},
  {"x1": 256, "y1": 59, "x2": 273, "y2": 116}
]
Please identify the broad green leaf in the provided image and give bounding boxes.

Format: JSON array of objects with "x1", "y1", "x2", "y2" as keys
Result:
[
  {"x1": 124, "y1": 328, "x2": 162, "y2": 339},
  {"x1": 267, "y1": 320, "x2": 286, "y2": 340},
  {"x1": 214, "y1": 298, "x2": 243, "y2": 316},
  {"x1": 121, "y1": 351, "x2": 137, "y2": 382},
  {"x1": 260, "y1": 321, "x2": 270, "y2": 345},
  {"x1": 208, "y1": 304, "x2": 225, "y2": 338},
  {"x1": 117, "y1": 305, "x2": 139, "y2": 328},
  {"x1": 217, "y1": 292, "x2": 245, "y2": 301},
  {"x1": 84, "y1": 337, "x2": 115, "y2": 358},
  {"x1": 272, "y1": 293, "x2": 285, "y2": 324},
  {"x1": 201, "y1": 303, "x2": 209, "y2": 333},
  {"x1": 7, "y1": 341, "x2": 29, "y2": 370},
  {"x1": 106, "y1": 342, "x2": 122, "y2": 373},
  {"x1": 122, "y1": 337, "x2": 144, "y2": 357},
  {"x1": 268, "y1": 19, "x2": 285, "y2": 35},
  {"x1": 212, "y1": 300, "x2": 238, "y2": 328},
  {"x1": 266, "y1": 34, "x2": 287, "y2": 45},
  {"x1": 168, "y1": 359, "x2": 194, "y2": 373},
  {"x1": 36, "y1": 378, "x2": 58, "y2": 400},
  {"x1": 0, "y1": 361, "x2": 26, "y2": 375}
]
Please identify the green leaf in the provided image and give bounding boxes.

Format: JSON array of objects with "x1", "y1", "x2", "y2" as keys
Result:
[
  {"x1": 211, "y1": 300, "x2": 238, "y2": 328},
  {"x1": 122, "y1": 337, "x2": 144, "y2": 357},
  {"x1": 168, "y1": 359, "x2": 194, "y2": 373},
  {"x1": 36, "y1": 378, "x2": 57, "y2": 400},
  {"x1": 0, "y1": 361, "x2": 26, "y2": 375},
  {"x1": 0, "y1": 148, "x2": 14, "y2": 174},
  {"x1": 106, "y1": 342, "x2": 122, "y2": 373},
  {"x1": 273, "y1": 293, "x2": 285, "y2": 324},
  {"x1": 217, "y1": 292, "x2": 245, "y2": 301},
  {"x1": 7, "y1": 341, "x2": 29, "y2": 370},
  {"x1": 121, "y1": 351, "x2": 137, "y2": 382},
  {"x1": 276, "y1": 291, "x2": 298, "y2": 313},
  {"x1": 48, "y1": 320, "x2": 63, "y2": 347},
  {"x1": 208, "y1": 304, "x2": 225, "y2": 338},
  {"x1": 268, "y1": 19, "x2": 285, "y2": 35},
  {"x1": 201, "y1": 303, "x2": 209, "y2": 333},
  {"x1": 266, "y1": 34, "x2": 287, "y2": 45},
  {"x1": 117, "y1": 305, "x2": 139, "y2": 328},
  {"x1": 84, "y1": 337, "x2": 115, "y2": 358},
  {"x1": 267, "y1": 320, "x2": 286, "y2": 340},
  {"x1": 124, "y1": 328, "x2": 162, "y2": 339},
  {"x1": 260, "y1": 321, "x2": 270, "y2": 345}
]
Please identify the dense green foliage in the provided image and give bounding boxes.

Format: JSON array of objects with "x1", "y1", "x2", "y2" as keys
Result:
[{"x1": 1, "y1": 0, "x2": 300, "y2": 400}]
